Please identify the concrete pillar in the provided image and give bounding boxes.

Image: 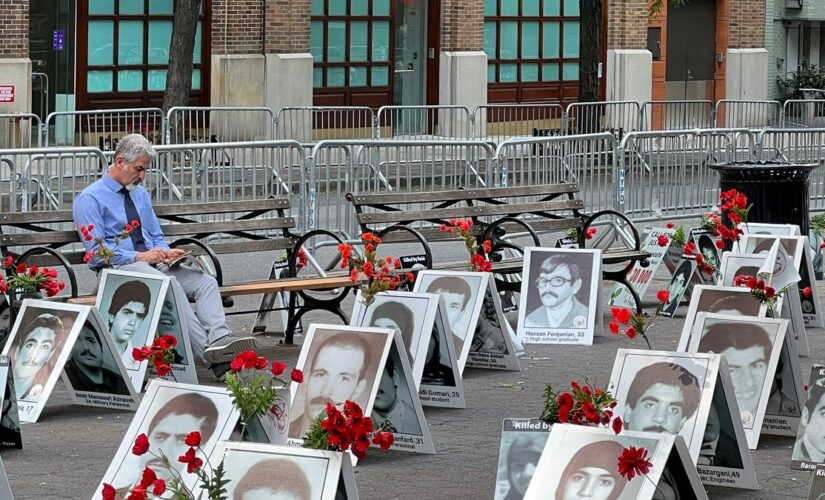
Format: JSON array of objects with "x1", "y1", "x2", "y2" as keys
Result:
[
  {"x1": 265, "y1": 55, "x2": 313, "y2": 142},
  {"x1": 605, "y1": 49, "x2": 652, "y2": 132},
  {"x1": 439, "y1": 51, "x2": 487, "y2": 138},
  {"x1": 726, "y1": 48, "x2": 769, "y2": 100},
  {"x1": 209, "y1": 54, "x2": 268, "y2": 141}
]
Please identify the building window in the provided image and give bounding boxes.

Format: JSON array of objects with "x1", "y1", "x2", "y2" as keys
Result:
[
  {"x1": 81, "y1": 0, "x2": 207, "y2": 105},
  {"x1": 310, "y1": 0, "x2": 392, "y2": 89},
  {"x1": 484, "y1": 0, "x2": 580, "y2": 98}
]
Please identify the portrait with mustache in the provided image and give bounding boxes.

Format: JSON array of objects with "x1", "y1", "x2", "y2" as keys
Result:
[
  {"x1": 288, "y1": 331, "x2": 374, "y2": 440},
  {"x1": 11, "y1": 312, "x2": 68, "y2": 402},
  {"x1": 525, "y1": 254, "x2": 588, "y2": 329},
  {"x1": 64, "y1": 322, "x2": 130, "y2": 395},
  {"x1": 623, "y1": 361, "x2": 701, "y2": 436}
]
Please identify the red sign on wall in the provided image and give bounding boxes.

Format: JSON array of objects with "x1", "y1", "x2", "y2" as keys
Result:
[{"x1": 0, "y1": 86, "x2": 14, "y2": 103}]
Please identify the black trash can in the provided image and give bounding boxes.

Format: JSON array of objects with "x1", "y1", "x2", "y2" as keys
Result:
[{"x1": 708, "y1": 161, "x2": 819, "y2": 235}]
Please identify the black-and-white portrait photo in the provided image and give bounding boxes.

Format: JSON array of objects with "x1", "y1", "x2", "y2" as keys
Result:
[
  {"x1": 696, "y1": 233, "x2": 720, "y2": 271},
  {"x1": 288, "y1": 326, "x2": 391, "y2": 440},
  {"x1": 699, "y1": 381, "x2": 744, "y2": 469},
  {"x1": 518, "y1": 248, "x2": 600, "y2": 345},
  {"x1": 0, "y1": 356, "x2": 21, "y2": 449},
  {"x1": 495, "y1": 419, "x2": 552, "y2": 500},
  {"x1": 472, "y1": 288, "x2": 509, "y2": 354},
  {"x1": 63, "y1": 319, "x2": 130, "y2": 395},
  {"x1": 691, "y1": 315, "x2": 785, "y2": 432},
  {"x1": 421, "y1": 316, "x2": 457, "y2": 388},
  {"x1": 0, "y1": 298, "x2": 10, "y2": 348},
  {"x1": 792, "y1": 367, "x2": 825, "y2": 468},
  {"x1": 660, "y1": 259, "x2": 695, "y2": 317},
  {"x1": 719, "y1": 253, "x2": 768, "y2": 287},
  {"x1": 158, "y1": 285, "x2": 188, "y2": 365},
  {"x1": 372, "y1": 346, "x2": 422, "y2": 436},
  {"x1": 742, "y1": 235, "x2": 803, "y2": 291},
  {"x1": 96, "y1": 270, "x2": 169, "y2": 370},
  {"x1": 98, "y1": 381, "x2": 238, "y2": 496},
  {"x1": 677, "y1": 286, "x2": 766, "y2": 351},
  {"x1": 525, "y1": 425, "x2": 668, "y2": 500},
  {"x1": 414, "y1": 271, "x2": 486, "y2": 360}
]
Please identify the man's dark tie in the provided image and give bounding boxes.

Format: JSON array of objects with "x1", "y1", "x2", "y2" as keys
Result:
[{"x1": 120, "y1": 188, "x2": 148, "y2": 251}]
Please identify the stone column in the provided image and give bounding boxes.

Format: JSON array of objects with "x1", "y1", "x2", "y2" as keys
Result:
[
  {"x1": 726, "y1": 0, "x2": 768, "y2": 101},
  {"x1": 605, "y1": 0, "x2": 651, "y2": 132}
]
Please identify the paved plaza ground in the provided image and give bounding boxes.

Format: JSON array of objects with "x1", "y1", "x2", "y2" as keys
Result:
[{"x1": 2, "y1": 248, "x2": 824, "y2": 499}]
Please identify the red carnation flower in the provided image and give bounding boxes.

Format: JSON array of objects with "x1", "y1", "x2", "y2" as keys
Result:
[
  {"x1": 185, "y1": 431, "x2": 201, "y2": 447},
  {"x1": 656, "y1": 290, "x2": 670, "y2": 304},
  {"x1": 804, "y1": 287, "x2": 813, "y2": 298},
  {"x1": 656, "y1": 234, "x2": 669, "y2": 247},
  {"x1": 102, "y1": 483, "x2": 116, "y2": 500},
  {"x1": 617, "y1": 446, "x2": 652, "y2": 480},
  {"x1": 608, "y1": 321, "x2": 619, "y2": 335},
  {"x1": 665, "y1": 222, "x2": 674, "y2": 229},
  {"x1": 625, "y1": 327, "x2": 637, "y2": 339},
  {"x1": 132, "y1": 433, "x2": 150, "y2": 456},
  {"x1": 291, "y1": 368, "x2": 304, "y2": 383},
  {"x1": 612, "y1": 416, "x2": 624, "y2": 434},
  {"x1": 611, "y1": 307, "x2": 631, "y2": 325},
  {"x1": 271, "y1": 361, "x2": 286, "y2": 376}
]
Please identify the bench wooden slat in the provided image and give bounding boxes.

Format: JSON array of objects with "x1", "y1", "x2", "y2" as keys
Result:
[
  {"x1": 357, "y1": 200, "x2": 584, "y2": 224},
  {"x1": 348, "y1": 184, "x2": 579, "y2": 206},
  {"x1": 0, "y1": 211, "x2": 74, "y2": 224},
  {"x1": 375, "y1": 217, "x2": 585, "y2": 244}
]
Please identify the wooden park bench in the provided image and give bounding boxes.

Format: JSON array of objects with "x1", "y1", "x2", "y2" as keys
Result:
[
  {"x1": 346, "y1": 183, "x2": 651, "y2": 312},
  {"x1": 0, "y1": 198, "x2": 354, "y2": 344}
]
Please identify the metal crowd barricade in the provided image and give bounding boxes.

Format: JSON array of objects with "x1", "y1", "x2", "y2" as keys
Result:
[
  {"x1": 715, "y1": 100, "x2": 781, "y2": 129},
  {"x1": 781, "y1": 99, "x2": 825, "y2": 128},
  {"x1": 472, "y1": 103, "x2": 565, "y2": 143},
  {"x1": 640, "y1": 100, "x2": 714, "y2": 131},
  {"x1": 275, "y1": 106, "x2": 375, "y2": 143},
  {"x1": 307, "y1": 139, "x2": 495, "y2": 238},
  {"x1": 164, "y1": 106, "x2": 276, "y2": 145},
  {"x1": 564, "y1": 101, "x2": 641, "y2": 140},
  {"x1": 617, "y1": 128, "x2": 755, "y2": 224},
  {"x1": 0, "y1": 146, "x2": 108, "y2": 212},
  {"x1": 0, "y1": 114, "x2": 42, "y2": 149},
  {"x1": 754, "y1": 128, "x2": 825, "y2": 213},
  {"x1": 45, "y1": 108, "x2": 165, "y2": 150},
  {"x1": 493, "y1": 133, "x2": 618, "y2": 217},
  {"x1": 375, "y1": 105, "x2": 472, "y2": 140}
]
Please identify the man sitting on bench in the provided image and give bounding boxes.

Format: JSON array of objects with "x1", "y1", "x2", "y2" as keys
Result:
[{"x1": 72, "y1": 133, "x2": 257, "y2": 380}]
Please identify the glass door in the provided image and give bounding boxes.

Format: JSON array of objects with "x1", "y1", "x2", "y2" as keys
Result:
[{"x1": 393, "y1": 0, "x2": 426, "y2": 133}]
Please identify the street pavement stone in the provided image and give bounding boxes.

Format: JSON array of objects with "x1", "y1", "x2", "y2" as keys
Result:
[{"x1": 3, "y1": 249, "x2": 824, "y2": 499}]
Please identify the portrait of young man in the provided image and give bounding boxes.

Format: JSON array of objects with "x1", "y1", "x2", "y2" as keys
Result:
[
  {"x1": 231, "y1": 458, "x2": 313, "y2": 500},
  {"x1": 416, "y1": 274, "x2": 482, "y2": 357},
  {"x1": 372, "y1": 347, "x2": 421, "y2": 436},
  {"x1": 697, "y1": 321, "x2": 778, "y2": 428},
  {"x1": 113, "y1": 392, "x2": 221, "y2": 491},
  {"x1": 525, "y1": 253, "x2": 589, "y2": 329},
  {"x1": 793, "y1": 378, "x2": 825, "y2": 465},
  {"x1": 288, "y1": 329, "x2": 385, "y2": 440},
  {"x1": 471, "y1": 291, "x2": 509, "y2": 354},
  {"x1": 496, "y1": 435, "x2": 546, "y2": 500},
  {"x1": 367, "y1": 300, "x2": 416, "y2": 357},
  {"x1": 9, "y1": 311, "x2": 71, "y2": 403},
  {"x1": 420, "y1": 323, "x2": 456, "y2": 387},
  {"x1": 75, "y1": 134, "x2": 257, "y2": 381},
  {"x1": 661, "y1": 260, "x2": 694, "y2": 317},
  {"x1": 622, "y1": 361, "x2": 702, "y2": 436},
  {"x1": 63, "y1": 321, "x2": 130, "y2": 395},
  {"x1": 103, "y1": 278, "x2": 154, "y2": 368},
  {"x1": 678, "y1": 287, "x2": 765, "y2": 351}
]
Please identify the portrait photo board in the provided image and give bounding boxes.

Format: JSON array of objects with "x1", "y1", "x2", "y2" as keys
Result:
[
  {"x1": 466, "y1": 275, "x2": 520, "y2": 371},
  {"x1": 0, "y1": 355, "x2": 21, "y2": 448},
  {"x1": 59, "y1": 307, "x2": 140, "y2": 413},
  {"x1": 659, "y1": 258, "x2": 698, "y2": 318},
  {"x1": 347, "y1": 303, "x2": 436, "y2": 455},
  {"x1": 243, "y1": 388, "x2": 291, "y2": 446},
  {"x1": 676, "y1": 285, "x2": 768, "y2": 352},
  {"x1": 412, "y1": 270, "x2": 488, "y2": 373},
  {"x1": 608, "y1": 349, "x2": 718, "y2": 463},
  {"x1": 760, "y1": 315, "x2": 805, "y2": 438},
  {"x1": 687, "y1": 313, "x2": 789, "y2": 449},
  {"x1": 1, "y1": 300, "x2": 89, "y2": 422},
  {"x1": 524, "y1": 424, "x2": 702, "y2": 500},
  {"x1": 416, "y1": 295, "x2": 466, "y2": 409},
  {"x1": 718, "y1": 252, "x2": 772, "y2": 287},
  {"x1": 808, "y1": 464, "x2": 825, "y2": 500},
  {"x1": 691, "y1": 229, "x2": 722, "y2": 286},
  {"x1": 608, "y1": 227, "x2": 677, "y2": 309},
  {"x1": 147, "y1": 277, "x2": 197, "y2": 384},
  {"x1": 792, "y1": 365, "x2": 825, "y2": 470},
  {"x1": 95, "y1": 269, "x2": 170, "y2": 392},
  {"x1": 495, "y1": 418, "x2": 553, "y2": 500},
  {"x1": 94, "y1": 379, "x2": 240, "y2": 498},
  {"x1": 286, "y1": 324, "x2": 393, "y2": 456},
  {"x1": 517, "y1": 247, "x2": 602, "y2": 345},
  {"x1": 207, "y1": 441, "x2": 359, "y2": 500}
]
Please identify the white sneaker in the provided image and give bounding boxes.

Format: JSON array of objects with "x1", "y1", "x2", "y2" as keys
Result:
[{"x1": 204, "y1": 336, "x2": 258, "y2": 364}]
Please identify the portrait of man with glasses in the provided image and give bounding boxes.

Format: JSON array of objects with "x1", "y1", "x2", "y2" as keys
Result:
[{"x1": 525, "y1": 253, "x2": 589, "y2": 329}]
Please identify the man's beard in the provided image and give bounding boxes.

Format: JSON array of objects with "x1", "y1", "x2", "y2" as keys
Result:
[{"x1": 125, "y1": 181, "x2": 140, "y2": 191}]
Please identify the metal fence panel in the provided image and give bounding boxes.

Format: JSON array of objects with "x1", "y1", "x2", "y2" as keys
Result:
[
  {"x1": 0, "y1": 114, "x2": 42, "y2": 149},
  {"x1": 164, "y1": 107, "x2": 276, "y2": 144},
  {"x1": 641, "y1": 100, "x2": 714, "y2": 131},
  {"x1": 308, "y1": 140, "x2": 495, "y2": 238},
  {"x1": 275, "y1": 106, "x2": 375, "y2": 143},
  {"x1": 45, "y1": 108, "x2": 164, "y2": 149},
  {"x1": 565, "y1": 101, "x2": 641, "y2": 140},
  {"x1": 781, "y1": 99, "x2": 825, "y2": 128},
  {"x1": 715, "y1": 100, "x2": 781, "y2": 129},
  {"x1": 617, "y1": 129, "x2": 755, "y2": 223},
  {"x1": 375, "y1": 106, "x2": 472, "y2": 140},
  {"x1": 472, "y1": 103, "x2": 566, "y2": 144},
  {"x1": 0, "y1": 146, "x2": 108, "y2": 212}
]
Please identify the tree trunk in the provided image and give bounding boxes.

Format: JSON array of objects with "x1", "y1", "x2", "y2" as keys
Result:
[
  {"x1": 163, "y1": 0, "x2": 201, "y2": 142},
  {"x1": 577, "y1": 0, "x2": 602, "y2": 134}
]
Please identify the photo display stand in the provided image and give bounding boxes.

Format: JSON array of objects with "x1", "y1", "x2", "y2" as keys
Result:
[
  {"x1": 791, "y1": 365, "x2": 825, "y2": 470},
  {"x1": 760, "y1": 313, "x2": 805, "y2": 438},
  {"x1": 676, "y1": 285, "x2": 768, "y2": 352},
  {"x1": 525, "y1": 424, "x2": 705, "y2": 500},
  {"x1": 659, "y1": 258, "x2": 699, "y2": 318},
  {"x1": 607, "y1": 349, "x2": 718, "y2": 464},
  {"x1": 516, "y1": 247, "x2": 602, "y2": 346},
  {"x1": 465, "y1": 275, "x2": 520, "y2": 371},
  {"x1": 690, "y1": 229, "x2": 722, "y2": 286},
  {"x1": 147, "y1": 277, "x2": 197, "y2": 384},
  {"x1": 687, "y1": 313, "x2": 790, "y2": 449},
  {"x1": 243, "y1": 387, "x2": 290, "y2": 446},
  {"x1": 0, "y1": 355, "x2": 21, "y2": 448},
  {"x1": 209, "y1": 441, "x2": 360, "y2": 500},
  {"x1": 95, "y1": 269, "x2": 171, "y2": 392},
  {"x1": 1, "y1": 300, "x2": 138, "y2": 423},
  {"x1": 494, "y1": 418, "x2": 553, "y2": 500},
  {"x1": 417, "y1": 296, "x2": 466, "y2": 409},
  {"x1": 607, "y1": 226, "x2": 677, "y2": 309}
]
